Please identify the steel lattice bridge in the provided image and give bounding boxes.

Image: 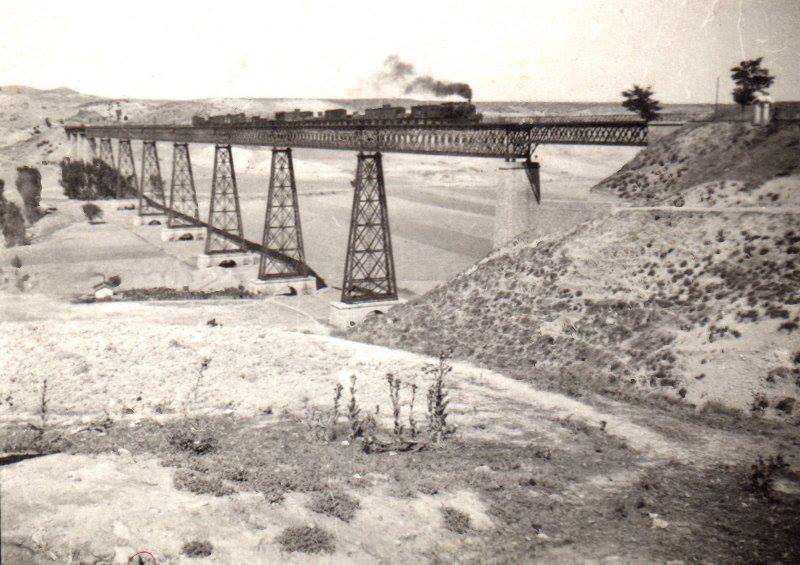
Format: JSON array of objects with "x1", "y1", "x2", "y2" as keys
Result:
[
  {"x1": 63, "y1": 115, "x2": 653, "y2": 322},
  {"x1": 68, "y1": 117, "x2": 648, "y2": 161}
]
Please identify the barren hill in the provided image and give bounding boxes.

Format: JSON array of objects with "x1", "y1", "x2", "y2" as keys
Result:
[{"x1": 351, "y1": 121, "x2": 800, "y2": 419}]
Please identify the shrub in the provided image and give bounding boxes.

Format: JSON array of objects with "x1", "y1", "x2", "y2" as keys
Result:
[
  {"x1": 168, "y1": 422, "x2": 217, "y2": 455},
  {"x1": 0, "y1": 179, "x2": 28, "y2": 247},
  {"x1": 747, "y1": 454, "x2": 789, "y2": 499},
  {"x1": 308, "y1": 490, "x2": 360, "y2": 522},
  {"x1": 82, "y1": 203, "x2": 103, "y2": 222},
  {"x1": 441, "y1": 506, "x2": 471, "y2": 534},
  {"x1": 750, "y1": 393, "x2": 769, "y2": 414},
  {"x1": 387, "y1": 374, "x2": 403, "y2": 437},
  {"x1": 346, "y1": 375, "x2": 362, "y2": 439},
  {"x1": 275, "y1": 525, "x2": 335, "y2": 554},
  {"x1": 775, "y1": 397, "x2": 795, "y2": 414},
  {"x1": 181, "y1": 540, "x2": 213, "y2": 558},
  {"x1": 15, "y1": 166, "x2": 43, "y2": 223},
  {"x1": 5, "y1": 255, "x2": 30, "y2": 291},
  {"x1": 173, "y1": 468, "x2": 233, "y2": 497},
  {"x1": 60, "y1": 158, "x2": 122, "y2": 200},
  {"x1": 425, "y1": 351, "x2": 453, "y2": 442},
  {"x1": 305, "y1": 383, "x2": 343, "y2": 442}
]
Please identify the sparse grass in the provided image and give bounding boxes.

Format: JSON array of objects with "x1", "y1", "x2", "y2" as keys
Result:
[
  {"x1": 441, "y1": 506, "x2": 471, "y2": 534},
  {"x1": 275, "y1": 525, "x2": 335, "y2": 554},
  {"x1": 308, "y1": 490, "x2": 360, "y2": 522},
  {"x1": 2, "y1": 412, "x2": 798, "y2": 563}
]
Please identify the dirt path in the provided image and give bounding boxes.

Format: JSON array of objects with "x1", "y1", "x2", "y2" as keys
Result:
[{"x1": 615, "y1": 204, "x2": 800, "y2": 214}]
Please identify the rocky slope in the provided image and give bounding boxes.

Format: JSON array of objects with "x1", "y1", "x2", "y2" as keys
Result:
[{"x1": 350, "y1": 121, "x2": 800, "y2": 419}]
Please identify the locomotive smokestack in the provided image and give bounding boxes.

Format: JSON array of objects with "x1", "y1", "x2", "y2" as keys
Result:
[{"x1": 376, "y1": 55, "x2": 473, "y2": 101}]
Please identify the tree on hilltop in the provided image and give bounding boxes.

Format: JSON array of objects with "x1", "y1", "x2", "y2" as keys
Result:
[
  {"x1": 621, "y1": 85, "x2": 661, "y2": 121},
  {"x1": 730, "y1": 58, "x2": 775, "y2": 110}
]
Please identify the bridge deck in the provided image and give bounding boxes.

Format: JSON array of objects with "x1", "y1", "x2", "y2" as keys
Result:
[{"x1": 66, "y1": 119, "x2": 649, "y2": 159}]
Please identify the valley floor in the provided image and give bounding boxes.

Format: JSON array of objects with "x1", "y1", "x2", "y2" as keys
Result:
[{"x1": 2, "y1": 188, "x2": 800, "y2": 564}]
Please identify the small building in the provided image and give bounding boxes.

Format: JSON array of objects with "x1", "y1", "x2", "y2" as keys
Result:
[{"x1": 753, "y1": 94, "x2": 773, "y2": 126}]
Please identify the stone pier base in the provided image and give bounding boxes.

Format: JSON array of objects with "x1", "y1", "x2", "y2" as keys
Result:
[
  {"x1": 133, "y1": 214, "x2": 167, "y2": 227},
  {"x1": 196, "y1": 252, "x2": 257, "y2": 269},
  {"x1": 246, "y1": 276, "x2": 317, "y2": 296},
  {"x1": 161, "y1": 226, "x2": 206, "y2": 242},
  {"x1": 329, "y1": 298, "x2": 406, "y2": 329}
]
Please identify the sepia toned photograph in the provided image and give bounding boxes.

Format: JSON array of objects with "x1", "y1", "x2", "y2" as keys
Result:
[{"x1": 1, "y1": 1, "x2": 799, "y2": 563}]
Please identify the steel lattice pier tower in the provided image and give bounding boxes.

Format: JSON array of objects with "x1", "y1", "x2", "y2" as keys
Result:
[
  {"x1": 139, "y1": 141, "x2": 165, "y2": 215},
  {"x1": 99, "y1": 138, "x2": 114, "y2": 167},
  {"x1": 167, "y1": 143, "x2": 200, "y2": 228},
  {"x1": 341, "y1": 152, "x2": 397, "y2": 303},
  {"x1": 116, "y1": 140, "x2": 138, "y2": 198},
  {"x1": 205, "y1": 144, "x2": 245, "y2": 254},
  {"x1": 257, "y1": 148, "x2": 307, "y2": 279}
]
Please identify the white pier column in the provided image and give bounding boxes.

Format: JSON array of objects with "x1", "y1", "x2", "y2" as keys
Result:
[
  {"x1": 492, "y1": 163, "x2": 539, "y2": 249},
  {"x1": 70, "y1": 133, "x2": 79, "y2": 160}
]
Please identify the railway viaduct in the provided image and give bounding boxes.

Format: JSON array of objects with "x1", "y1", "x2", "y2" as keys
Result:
[{"x1": 63, "y1": 116, "x2": 677, "y2": 326}]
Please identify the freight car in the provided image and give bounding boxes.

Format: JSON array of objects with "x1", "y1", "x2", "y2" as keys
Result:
[
  {"x1": 275, "y1": 109, "x2": 314, "y2": 122},
  {"x1": 365, "y1": 104, "x2": 406, "y2": 120}
]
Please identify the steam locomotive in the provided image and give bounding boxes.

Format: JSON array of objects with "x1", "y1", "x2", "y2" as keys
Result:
[{"x1": 191, "y1": 102, "x2": 481, "y2": 127}]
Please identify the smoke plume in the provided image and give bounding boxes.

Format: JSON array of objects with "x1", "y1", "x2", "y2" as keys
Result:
[{"x1": 376, "y1": 55, "x2": 472, "y2": 101}]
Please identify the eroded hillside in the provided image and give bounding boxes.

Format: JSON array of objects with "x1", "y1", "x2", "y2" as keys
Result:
[
  {"x1": 593, "y1": 121, "x2": 800, "y2": 205},
  {"x1": 351, "y1": 121, "x2": 800, "y2": 418}
]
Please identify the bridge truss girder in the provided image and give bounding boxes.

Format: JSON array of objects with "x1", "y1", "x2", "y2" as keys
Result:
[{"x1": 75, "y1": 121, "x2": 648, "y2": 161}]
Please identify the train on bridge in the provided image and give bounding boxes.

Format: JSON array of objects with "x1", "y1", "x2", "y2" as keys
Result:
[{"x1": 191, "y1": 101, "x2": 482, "y2": 127}]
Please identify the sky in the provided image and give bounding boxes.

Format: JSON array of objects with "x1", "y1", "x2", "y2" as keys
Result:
[{"x1": 1, "y1": 0, "x2": 798, "y2": 104}]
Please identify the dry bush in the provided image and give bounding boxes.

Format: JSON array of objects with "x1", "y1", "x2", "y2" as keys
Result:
[
  {"x1": 181, "y1": 540, "x2": 213, "y2": 558},
  {"x1": 308, "y1": 490, "x2": 360, "y2": 522},
  {"x1": 275, "y1": 525, "x2": 335, "y2": 554},
  {"x1": 441, "y1": 506, "x2": 471, "y2": 534},
  {"x1": 173, "y1": 468, "x2": 233, "y2": 497}
]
